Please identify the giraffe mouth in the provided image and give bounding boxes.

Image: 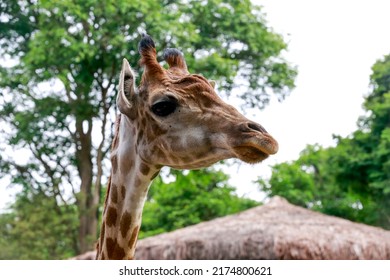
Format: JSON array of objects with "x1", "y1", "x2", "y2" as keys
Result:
[
  {"x1": 233, "y1": 146, "x2": 269, "y2": 163},
  {"x1": 233, "y1": 136, "x2": 278, "y2": 164}
]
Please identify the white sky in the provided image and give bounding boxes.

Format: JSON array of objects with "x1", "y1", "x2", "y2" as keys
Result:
[{"x1": 1, "y1": 0, "x2": 390, "y2": 209}]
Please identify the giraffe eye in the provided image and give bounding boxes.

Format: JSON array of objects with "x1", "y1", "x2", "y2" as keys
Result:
[{"x1": 151, "y1": 100, "x2": 177, "y2": 117}]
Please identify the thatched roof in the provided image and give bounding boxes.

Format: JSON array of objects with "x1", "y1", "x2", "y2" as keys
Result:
[{"x1": 73, "y1": 196, "x2": 390, "y2": 260}]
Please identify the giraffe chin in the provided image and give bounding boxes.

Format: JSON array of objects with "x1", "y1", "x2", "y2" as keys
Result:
[{"x1": 233, "y1": 146, "x2": 270, "y2": 164}]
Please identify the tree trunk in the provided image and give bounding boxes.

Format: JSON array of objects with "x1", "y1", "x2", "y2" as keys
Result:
[
  {"x1": 74, "y1": 84, "x2": 110, "y2": 253},
  {"x1": 76, "y1": 118, "x2": 99, "y2": 253}
]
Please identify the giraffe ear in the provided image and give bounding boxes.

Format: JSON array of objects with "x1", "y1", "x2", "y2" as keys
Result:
[
  {"x1": 209, "y1": 80, "x2": 216, "y2": 88},
  {"x1": 117, "y1": 58, "x2": 138, "y2": 119}
]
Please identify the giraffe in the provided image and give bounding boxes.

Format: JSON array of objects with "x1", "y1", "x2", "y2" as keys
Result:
[{"x1": 95, "y1": 33, "x2": 279, "y2": 260}]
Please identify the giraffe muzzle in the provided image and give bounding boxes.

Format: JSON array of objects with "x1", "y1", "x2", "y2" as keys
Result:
[{"x1": 231, "y1": 122, "x2": 279, "y2": 163}]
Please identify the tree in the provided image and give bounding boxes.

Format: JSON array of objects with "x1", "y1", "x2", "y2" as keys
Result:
[
  {"x1": 0, "y1": 193, "x2": 78, "y2": 259},
  {"x1": 0, "y1": 0, "x2": 296, "y2": 253},
  {"x1": 140, "y1": 168, "x2": 258, "y2": 239},
  {"x1": 259, "y1": 54, "x2": 390, "y2": 229}
]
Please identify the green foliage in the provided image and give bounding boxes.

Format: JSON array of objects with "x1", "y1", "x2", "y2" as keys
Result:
[
  {"x1": 0, "y1": 193, "x2": 78, "y2": 259},
  {"x1": 260, "y1": 54, "x2": 390, "y2": 229},
  {"x1": 140, "y1": 168, "x2": 258, "y2": 238},
  {"x1": 258, "y1": 161, "x2": 316, "y2": 208}
]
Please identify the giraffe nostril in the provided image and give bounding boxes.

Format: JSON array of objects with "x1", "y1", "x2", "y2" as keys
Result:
[{"x1": 247, "y1": 122, "x2": 267, "y2": 133}]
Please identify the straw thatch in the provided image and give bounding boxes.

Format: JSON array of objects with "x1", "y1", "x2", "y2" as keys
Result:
[{"x1": 73, "y1": 196, "x2": 390, "y2": 260}]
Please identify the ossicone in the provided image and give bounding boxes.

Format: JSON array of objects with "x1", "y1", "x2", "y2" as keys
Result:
[
  {"x1": 137, "y1": 32, "x2": 165, "y2": 82},
  {"x1": 138, "y1": 32, "x2": 156, "y2": 55},
  {"x1": 163, "y1": 48, "x2": 189, "y2": 74}
]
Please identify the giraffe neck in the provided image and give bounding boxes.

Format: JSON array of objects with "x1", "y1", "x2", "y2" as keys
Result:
[{"x1": 96, "y1": 115, "x2": 160, "y2": 260}]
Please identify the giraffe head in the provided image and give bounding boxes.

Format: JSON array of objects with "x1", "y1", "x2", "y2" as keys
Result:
[{"x1": 117, "y1": 33, "x2": 278, "y2": 170}]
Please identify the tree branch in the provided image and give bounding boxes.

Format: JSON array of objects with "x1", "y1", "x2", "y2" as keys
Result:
[{"x1": 28, "y1": 142, "x2": 56, "y2": 188}]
